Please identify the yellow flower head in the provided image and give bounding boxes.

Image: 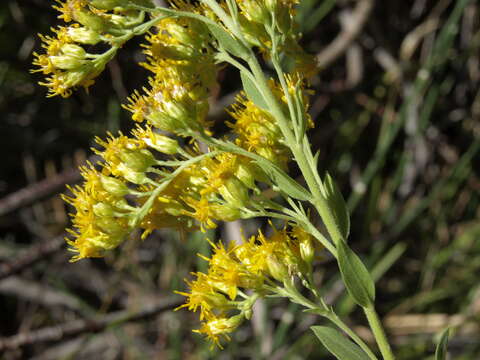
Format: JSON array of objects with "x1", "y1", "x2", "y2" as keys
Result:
[
  {"x1": 175, "y1": 272, "x2": 232, "y2": 320},
  {"x1": 53, "y1": 0, "x2": 89, "y2": 23},
  {"x1": 131, "y1": 125, "x2": 180, "y2": 155},
  {"x1": 228, "y1": 93, "x2": 290, "y2": 169},
  {"x1": 143, "y1": 4, "x2": 216, "y2": 88},
  {"x1": 182, "y1": 196, "x2": 220, "y2": 231},
  {"x1": 177, "y1": 223, "x2": 316, "y2": 348},
  {"x1": 63, "y1": 164, "x2": 131, "y2": 261},
  {"x1": 200, "y1": 241, "x2": 245, "y2": 300},
  {"x1": 124, "y1": 74, "x2": 210, "y2": 134},
  {"x1": 94, "y1": 132, "x2": 155, "y2": 183},
  {"x1": 193, "y1": 314, "x2": 244, "y2": 349},
  {"x1": 31, "y1": 25, "x2": 107, "y2": 97},
  {"x1": 199, "y1": 153, "x2": 251, "y2": 208}
]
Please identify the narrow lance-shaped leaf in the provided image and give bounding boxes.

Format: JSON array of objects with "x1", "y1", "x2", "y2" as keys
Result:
[
  {"x1": 311, "y1": 326, "x2": 371, "y2": 360},
  {"x1": 435, "y1": 327, "x2": 451, "y2": 360},
  {"x1": 337, "y1": 241, "x2": 375, "y2": 307},
  {"x1": 323, "y1": 172, "x2": 350, "y2": 240},
  {"x1": 254, "y1": 158, "x2": 310, "y2": 201},
  {"x1": 240, "y1": 70, "x2": 268, "y2": 110},
  {"x1": 206, "y1": 23, "x2": 249, "y2": 59}
]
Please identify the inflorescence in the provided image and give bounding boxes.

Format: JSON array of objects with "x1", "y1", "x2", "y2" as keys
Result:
[{"x1": 33, "y1": 0, "x2": 318, "y2": 347}]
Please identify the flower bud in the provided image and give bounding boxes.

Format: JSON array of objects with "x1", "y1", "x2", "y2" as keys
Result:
[
  {"x1": 164, "y1": 100, "x2": 190, "y2": 122},
  {"x1": 93, "y1": 202, "x2": 116, "y2": 217},
  {"x1": 63, "y1": 69, "x2": 88, "y2": 87},
  {"x1": 165, "y1": 22, "x2": 196, "y2": 46},
  {"x1": 90, "y1": 227, "x2": 125, "y2": 249},
  {"x1": 299, "y1": 236, "x2": 315, "y2": 265},
  {"x1": 147, "y1": 111, "x2": 178, "y2": 132},
  {"x1": 100, "y1": 175, "x2": 130, "y2": 196},
  {"x1": 240, "y1": 0, "x2": 269, "y2": 23},
  {"x1": 116, "y1": 163, "x2": 149, "y2": 184},
  {"x1": 61, "y1": 44, "x2": 86, "y2": 58},
  {"x1": 120, "y1": 149, "x2": 155, "y2": 172},
  {"x1": 50, "y1": 55, "x2": 85, "y2": 70},
  {"x1": 235, "y1": 161, "x2": 257, "y2": 190},
  {"x1": 266, "y1": 254, "x2": 288, "y2": 282},
  {"x1": 143, "y1": 133, "x2": 180, "y2": 154},
  {"x1": 95, "y1": 216, "x2": 126, "y2": 235},
  {"x1": 73, "y1": 8, "x2": 109, "y2": 32},
  {"x1": 219, "y1": 179, "x2": 249, "y2": 208},
  {"x1": 204, "y1": 314, "x2": 244, "y2": 336},
  {"x1": 204, "y1": 292, "x2": 231, "y2": 309},
  {"x1": 67, "y1": 26, "x2": 101, "y2": 45},
  {"x1": 212, "y1": 203, "x2": 241, "y2": 222}
]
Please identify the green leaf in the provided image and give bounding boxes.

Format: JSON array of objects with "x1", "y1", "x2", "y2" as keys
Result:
[
  {"x1": 206, "y1": 23, "x2": 248, "y2": 59},
  {"x1": 256, "y1": 159, "x2": 310, "y2": 201},
  {"x1": 337, "y1": 241, "x2": 375, "y2": 307},
  {"x1": 240, "y1": 70, "x2": 268, "y2": 110},
  {"x1": 323, "y1": 172, "x2": 350, "y2": 240},
  {"x1": 435, "y1": 327, "x2": 450, "y2": 360},
  {"x1": 311, "y1": 326, "x2": 371, "y2": 360}
]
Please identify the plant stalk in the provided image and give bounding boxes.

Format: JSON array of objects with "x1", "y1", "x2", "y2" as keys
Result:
[
  {"x1": 281, "y1": 282, "x2": 378, "y2": 360},
  {"x1": 364, "y1": 305, "x2": 395, "y2": 360}
]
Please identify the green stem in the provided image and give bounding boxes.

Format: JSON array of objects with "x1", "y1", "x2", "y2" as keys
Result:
[
  {"x1": 264, "y1": 33, "x2": 394, "y2": 360},
  {"x1": 243, "y1": 49, "x2": 345, "y2": 250},
  {"x1": 195, "y1": 134, "x2": 340, "y2": 255},
  {"x1": 325, "y1": 311, "x2": 379, "y2": 360},
  {"x1": 281, "y1": 282, "x2": 378, "y2": 360},
  {"x1": 129, "y1": 150, "x2": 220, "y2": 227},
  {"x1": 266, "y1": 54, "x2": 344, "y2": 247},
  {"x1": 364, "y1": 305, "x2": 395, "y2": 360}
]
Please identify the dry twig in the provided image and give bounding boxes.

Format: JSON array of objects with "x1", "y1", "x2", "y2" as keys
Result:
[
  {"x1": 0, "y1": 296, "x2": 182, "y2": 351},
  {"x1": 316, "y1": 0, "x2": 374, "y2": 69},
  {"x1": 0, "y1": 236, "x2": 65, "y2": 281},
  {"x1": 0, "y1": 168, "x2": 81, "y2": 217}
]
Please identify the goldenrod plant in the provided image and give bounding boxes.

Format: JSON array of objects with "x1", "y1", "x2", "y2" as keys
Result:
[{"x1": 32, "y1": 0, "x2": 410, "y2": 358}]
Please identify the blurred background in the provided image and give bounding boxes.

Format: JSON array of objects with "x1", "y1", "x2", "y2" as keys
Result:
[{"x1": 0, "y1": 0, "x2": 479, "y2": 358}]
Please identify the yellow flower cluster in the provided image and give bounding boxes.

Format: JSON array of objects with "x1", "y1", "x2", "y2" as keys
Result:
[
  {"x1": 64, "y1": 126, "x2": 265, "y2": 259},
  {"x1": 34, "y1": 0, "x2": 327, "y2": 352},
  {"x1": 137, "y1": 151, "x2": 260, "y2": 235},
  {"x1": 63, "y1": 164, "x2": 132, "y2": 261},
  {"x1": 32, "y1": 0, "x2": 151, "y2": 97},
  {"x1": 227, "y1": 0, "x2": 317, "y2": 77},
  {"x1": 177, "y1": 225, "x2": 318, "y2": 347},
  {"x1": 124, "y1": 1, "x2": 217, "y2": 134},
  {"x1": 228, "y1": 93, "x2": 290, "y2": 169},
  {"x1": 31, "y1": 25, "x2": 102, "y2": 97},
  {"x1": 228, "y1": 76, "x2": 313, "y2": 169}
]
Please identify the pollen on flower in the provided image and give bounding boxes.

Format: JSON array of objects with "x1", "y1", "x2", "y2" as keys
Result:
[
  {"x1": 183, "y1": 196, "x2": 219, "y2": 231},
  {"x1": 175, "y1": 273, "x2": 225, "y2": 320},
  {"x1": 121, "y1": 7, "x2": 218, "y2": 134},
  {"x1": 228, "y1": 93, "x2": 290, "y2": 169},
  {"x1": 53, "y1": 0, "x2": 89, "y2": 23},
  {"x1": 176, "y1": 223, "x2": 317, "y2": 347},
  {"x1": 193, "y1": 315, "x2": 242, "y2": 349},
  {"x1": 62, "y1": 164, "x2": 132, "y2": 261}
]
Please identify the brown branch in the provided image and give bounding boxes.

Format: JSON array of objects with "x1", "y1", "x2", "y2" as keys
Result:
[
  {"x1": 0, "y1": 296, "x2": 183, "y2": 351},
  {"x1": 0, "y1": 276, "x2": 84, "y2": 313},
  {"x1": 0, "y1": 168, "x2": 81, "y2": 217},
  {"x1": 316, "y1": 0, "x2": 374, "y2": 69},
  {"x1": 0, "y1": 235, "x2": 65, "y2": 281}
]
